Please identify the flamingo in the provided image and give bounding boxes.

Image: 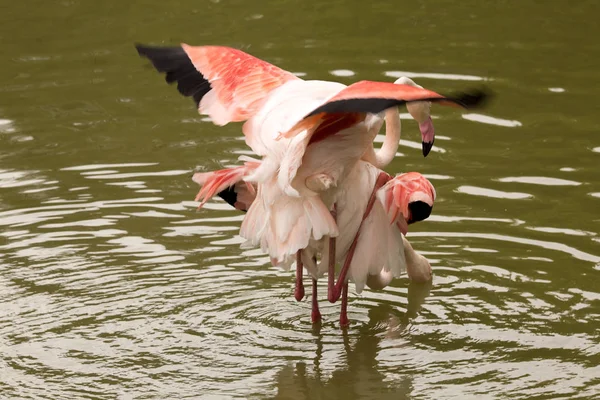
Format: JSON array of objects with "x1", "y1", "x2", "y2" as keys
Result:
[
  {"x1": 191, "y1": 158, "x2": 436, "y2": 325},
  {"x1": 136, "y1": 43, "x2": 485, "y2": 323}
]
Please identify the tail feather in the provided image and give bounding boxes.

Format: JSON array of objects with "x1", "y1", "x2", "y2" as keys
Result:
[
  {"x1": 240, "y1": 186, "x2": 269, "y2": 247},
  {"x1": 278, "y1": 131, "x2": 312, "y2": 197},
  {"x1": 192, "y1": 160, "x2": 260, "y2": 209},
  {"x1": 242, "y1": 190, "x2": 338, "y2": 264}
]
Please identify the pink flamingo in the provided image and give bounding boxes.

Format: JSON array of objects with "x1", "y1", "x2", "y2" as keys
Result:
[
  {"x1": 136, "y1": 43, "x2": 484, "y2": 324},
  {"x1": 192, "y1": 158, "x2": 435, "y2": 325}
]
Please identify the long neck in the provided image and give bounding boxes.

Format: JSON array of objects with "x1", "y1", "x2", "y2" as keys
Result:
[
  {"x1": 363, "y1": 108, "x2": 401, "y2": 169},
  {"x1": 402, "y1": 235, "x2": 432, "y2": 283}
]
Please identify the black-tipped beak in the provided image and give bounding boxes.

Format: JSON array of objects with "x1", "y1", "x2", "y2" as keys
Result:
[
  {"x1": 422, "y1": 141, "x2": 434, "y2": 157},
  {"x1": 407, "y1": 201, "x2": 433, "y2": 224}
]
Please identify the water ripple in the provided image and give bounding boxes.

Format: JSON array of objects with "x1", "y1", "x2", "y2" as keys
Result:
[
  {"x1": 384, "y1": 71, "x2": 488, "y2": 81},
  {"x1": 497, "y1": 176, "x2": 581, "y2": 186},
  {"x1": 0, "y1": 169, "x2": 45, "y2": 188},
  {"x1": 61, "y1": 163, "x2": 158, "y2": 171},
  {"x1": 455, "y1": 185, "x2": 533, "y2": 199},
  {"x1": 462, "y1": 113, "x2": 523, "y2": 127},
  {"x1": 0, "y1": 118, "x2": 16, "y2": 133},
  {"x1": 329, "y1": 69, "x2": 355, "y2": 77},
  {"x1": 376, "y1": 135, "x2": 447, "y2": 154},
  {"x1": 1, "y1": 92, "x2": 599, "y2": 399},
  {"x1": 409, "y1": 231, "x2": 600, "y2": 263}
]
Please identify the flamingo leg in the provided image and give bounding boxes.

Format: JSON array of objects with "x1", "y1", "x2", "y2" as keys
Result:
[
  {"x1": 311, "y1": 278, "x2": 321, "y2": 323},
  {"x1": 327, "y1": 205, "x2": 337, "y2": 303},
  {"x1": 294, "y1": 250, "x2": 305, "y2": 301},
  {"x1": 339, "y1": 281, "x2": 349, "y2": 327},
  {"x1": 329, "y1": 172, "x2": 391, "y2": 303}
]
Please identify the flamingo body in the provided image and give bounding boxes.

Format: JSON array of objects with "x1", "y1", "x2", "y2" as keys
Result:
[
  {"x1": 137, "y1": 42, "x2": 487, "y2": 325},
  {"x1": 192, "y1": 159, "x2": 435, "y2": 289}
]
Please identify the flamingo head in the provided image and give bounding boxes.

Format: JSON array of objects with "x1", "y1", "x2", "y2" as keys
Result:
[
  {"x1": 382, "y1": 172, "x2": 437, "y2": 233},
  {"x1": 402, "y1": 172, "x2": 436, "y2": 225},
  {"x1": 393, "y1": 77, "x2": 435, "y2": 157}
]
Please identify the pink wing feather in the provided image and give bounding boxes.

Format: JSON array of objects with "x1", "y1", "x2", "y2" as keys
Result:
[
  {"x1": 192, "y1": 160, "x2": 260, "y2": 209},
  {"x1": 182, "y1": 44, "x2": 300, "y2": 124},
  {"x1": 321, "y1": 81, "x2": 447, "y2": 104},
  {"x1": 136, "y1": 43, "x2": 300, "y2": 126}
]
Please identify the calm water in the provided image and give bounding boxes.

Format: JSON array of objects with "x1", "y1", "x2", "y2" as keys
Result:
[{"x1": 1, "y1": 1, "x2": 599, "y2": 399}]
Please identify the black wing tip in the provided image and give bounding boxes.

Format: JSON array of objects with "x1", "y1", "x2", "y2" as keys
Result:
[
  {"x1": 134, "y1": 42, "x2": 149, "y2": 55},
  {"x1": 306, "y1": 98, "x2": 403, "y2": 118},
  {"x1": 451, "y1": 88, "x2": 493, "y2": 109},
  {"x1": 304, "y1": 87, "x2": 493, "y2": 118},
  {"x1": 134, "y1": 43, "x2": 186, "y2": 61},
  {"x1": 134, "y1": 42, "x2": 210, "y2": 107},
  {"x1": 134, "y1": 43, "x2": 161, "y2": 57}
]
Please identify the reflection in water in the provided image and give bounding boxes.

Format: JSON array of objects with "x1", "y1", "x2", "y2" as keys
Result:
[{"x1": 273, "y1": 282, "x2": 432, "y2": 399}]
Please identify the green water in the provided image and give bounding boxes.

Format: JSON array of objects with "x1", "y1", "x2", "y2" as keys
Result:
[{"x1": 1, "y1": 0, "x2": 599, "y2": 399}]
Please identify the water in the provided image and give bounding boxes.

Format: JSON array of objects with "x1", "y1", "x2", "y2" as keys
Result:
[{"x1": 1, "y1": 0, "x2": 599, "y2": 398}]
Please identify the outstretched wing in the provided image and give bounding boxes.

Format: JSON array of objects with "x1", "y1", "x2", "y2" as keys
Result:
[
  {"x1": 281, "y1": 80, "x2": 488, "y2": 139},
  {"x1": 305, "y1": 80, "x2": 488, "y2": 117},
  {"x1": 135, "y1": 43, "x2": 300, "y2": 125}
]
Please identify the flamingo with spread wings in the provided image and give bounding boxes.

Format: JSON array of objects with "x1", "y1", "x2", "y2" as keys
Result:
[
  {"x1": 192, "y1": 158, "x2": 436, "y2": 325},
  {"x1": 136, "y1": 43, "x2": 485, "y2": 324}
]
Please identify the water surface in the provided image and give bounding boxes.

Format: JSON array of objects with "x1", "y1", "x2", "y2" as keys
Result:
[{"x1": 1, "y1": 0, "x2": 599, "y2": 398}]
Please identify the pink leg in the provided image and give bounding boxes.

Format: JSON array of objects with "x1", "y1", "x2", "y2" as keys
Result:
[
  {"x1": 329, "y1": 172, "x2": 391, "y2": 303},
  {"x1": 294, "y1": 250, "x2": 304, "y2": 301},
  {"x1": 311, "y1": 278, "x2": 321, "y2": 323},
  {"x1": 327, "y1": 205, "x2": 337, "y2": 303},
  {"x1": 339, "y1": 281, "x2": 349, "y2": 327}
]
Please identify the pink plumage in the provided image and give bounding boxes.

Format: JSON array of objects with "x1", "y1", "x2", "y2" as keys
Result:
[
  {"x1": 181, "y1": 44, "x2": 299, "y2": 125},
  {"x1": 137, "y1": 42, "x2": 486, "y2": 326}
]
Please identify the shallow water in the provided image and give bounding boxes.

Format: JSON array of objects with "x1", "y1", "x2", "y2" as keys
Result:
[{"x1": 1, "y1": 0, "x2": 599, "y2": 398}]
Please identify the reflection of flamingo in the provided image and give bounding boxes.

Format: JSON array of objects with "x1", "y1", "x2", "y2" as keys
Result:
[
  {"x1": 192, "y1": 158, "x2": 435, "y2": 325},
  {"x1": 136, "y1": 43, "x2": 484, "y2": 324},
  {"x1": 273, "y1": 281, "x2": 432, "y2": 398}
]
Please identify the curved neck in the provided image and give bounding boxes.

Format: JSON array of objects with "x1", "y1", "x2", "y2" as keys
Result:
[
  {"x1": 402, "y1": 235, "x2": 432, "y2": 283},
  {"x1": 363, "y1": 108, "x2": 401, "y2": 169}
]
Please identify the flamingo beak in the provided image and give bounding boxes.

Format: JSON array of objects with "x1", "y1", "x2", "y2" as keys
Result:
[{"x1": 419, "y1": 117, "x2": 435, "y2": 157}]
